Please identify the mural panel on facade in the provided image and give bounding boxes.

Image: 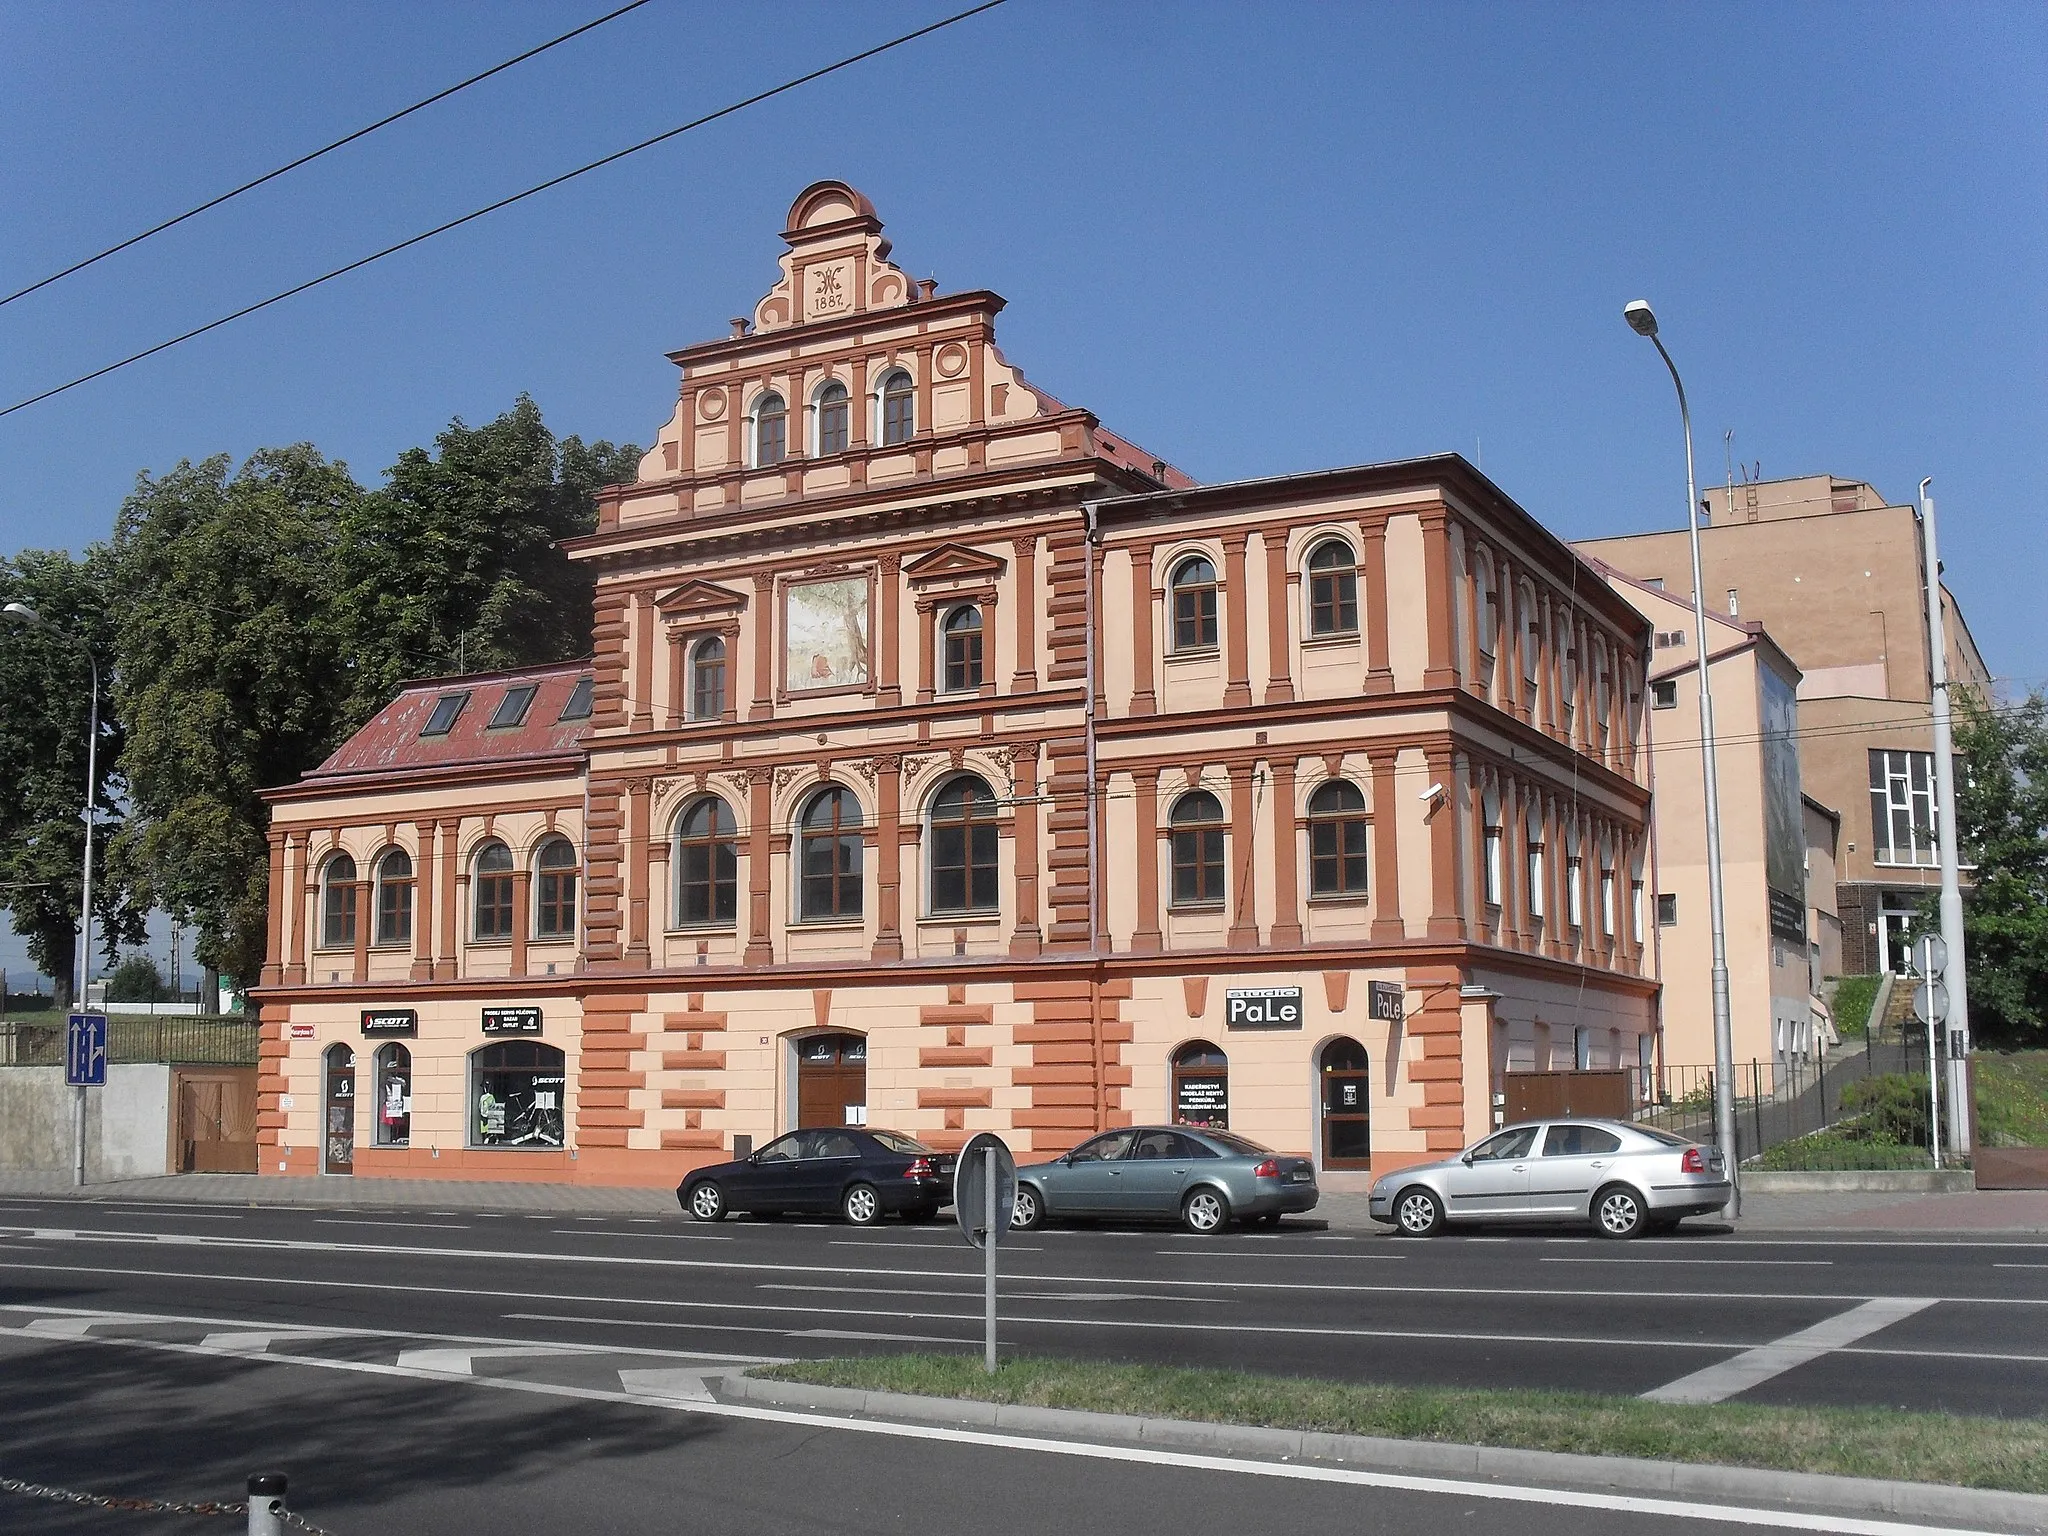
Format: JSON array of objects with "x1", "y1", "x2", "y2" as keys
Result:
[
  {"x1": 784, "y1": 575, "x2": 871, "y2": 692},
  {"x1": 1761, "y1": 666, "x2": 1806, "y2": 943}
]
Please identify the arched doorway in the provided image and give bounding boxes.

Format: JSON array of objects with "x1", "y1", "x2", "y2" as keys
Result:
[
  {"x1": 322, "y1": 1044, "x2": 356, "y2": 1175},
  {"x1": 797, "y1": 1033, "x2": 867, "y2": 1128},
  {"x1": 1171, "y1": 1040, "x2": 1229, "y2": 1129},
  {"x1": 1319, "y1": 1037, "x2": 1371, "y2": 1169}
]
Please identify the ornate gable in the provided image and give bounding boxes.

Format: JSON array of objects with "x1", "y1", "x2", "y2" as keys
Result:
[
  {"x1": 751, "y1": 181, "x2": 915, "y2": 335},
  {"x1": 903, "y1": 543, "x2": 1008, "y2": 586},
  {"x1": 654, "y1": 578, "x2": 749, "y2": 619}
]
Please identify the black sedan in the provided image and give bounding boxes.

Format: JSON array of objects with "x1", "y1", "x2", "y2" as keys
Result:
[{"x1": 678, "y1": 1128, "x2": 956, "y2": 1226}]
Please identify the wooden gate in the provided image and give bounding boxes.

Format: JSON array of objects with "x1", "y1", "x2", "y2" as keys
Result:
[
  {"x1": 173, "y1": 1067, "x2": 259, "y2": 1173},
  {"x1": 1502, "y1": 1069, "x2": 1630, "y2": 1124}
]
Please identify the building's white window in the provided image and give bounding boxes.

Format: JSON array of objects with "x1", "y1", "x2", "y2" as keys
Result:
[
  {"x1": 1726, "y1": 588, "x2": 1740, "y2": 616},
  {"x1": 1574, "y1": 1026, "x2": 1592, "y2": 1070},
  {"x1": 1600, "y1": 867, "x2": 1617, "y2": 936},
  {"x1": 1651, "y1": 679, "x2": 1678, "y2": 710},
  {"x1": 1631, "y1": 878, "x2": 1646, "y2": 943},
  {"x1": 1482, "y1": 791, "x2": 1503, "y2": 908},
  {"x1": 1869, "y1": 749, "x2": 1938, "y2": 867},
  {"x1": 1565, "y1": 855, "x2": 1584, "y2": 928}
]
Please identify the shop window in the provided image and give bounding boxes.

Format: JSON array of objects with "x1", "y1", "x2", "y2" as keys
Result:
[
  {"x1": 941, "y1": 605, "x2": 984, "y2": 693},
  {"x1": 675, "y1": 796, "x2": 739, "y2": 926},
  {"x1": 1168, "y1": 790, "x2": 1226, "y2": 908},
  {"x1": 753, "y1": 391, "x2": 787, "y2": 467},
  {"x1": 878, "y1": 370, "x2": 915, "y2": 445},
  {"x1": 323, "y1": 1043, "x2": 355, "y2": 1174},
  {"x1": 469, "y1": 1041, "x2": 566, "y2": 1148},
  {"x1": 689, "y1": 635, "x2": 727, "y2": 720},
  {"x1": 375, "y1": 1042, "x2": 411, "y2": 1147},
  {"x1": 1307, "y1": 780, "x2": 1368, "y2": 897},
  {"x1": 534, "y1": 837, "x2": 578, "y2": 938},
  {"x1": 1171, "y1": 1040, "x2": 1229, "y2": 1129},
  {"x1": 928, "y1": 775, "x2": 998, "y2": 914},
  {"x1": 558, "y1": 675, "x2": 595, "y2": 722},
  {"x1": 815, "y1": 380, "x2": 850, "y2": 455},
  {"x1": 489, "y1": 684, "x2": 537, "y2": 729},
  {"x1": 1306, "y1": 539, "x2": 1358, "y2": 636},
  {"x1": 374, "y1": 849, "x2": 413, "y2": 947},
  {"x1": 1319, "y1": 1036, "x2": 1371, "y2": 1168},
  {"x1": 798, "y1": 785, "x2": 864, "y2": 921},
  {"x1": 473, "y1": 841, "x2": 514, "y2": 940},
  {"x1": 420, "y1": 691, "x2": 468, "y2": 737},
  {"x1": 320, "y1": 854, "x2": 357, "y2": 949},
  {"x1": 1168, "y1": 555, "x2": 1219, "y2": 652}
]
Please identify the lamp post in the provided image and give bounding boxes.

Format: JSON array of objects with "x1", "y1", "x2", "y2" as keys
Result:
[
  {"x1": 1622, "y1": 302, "x2": 1740, "y2": 1217},
  {"x1": 3, "y1": 600, "x2": 98, "y2": 1188}
]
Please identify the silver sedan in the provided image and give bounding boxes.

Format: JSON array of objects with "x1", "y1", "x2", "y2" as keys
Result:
[
  {"x1": 1367, "y1": 1118, "x2": 1731, "y2": 1238},
  {"x1": 1013, "y1": 1125, "x2": 1319, "y2": 1234}
]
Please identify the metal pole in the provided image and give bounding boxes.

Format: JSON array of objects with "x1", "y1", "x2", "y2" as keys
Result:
[
  {"x1": 1638, "y1": 323, "x2": 1741, "y2": 1214},
  {"x1": 246, "y1": 1472, "x2": 286, "y2": 1536},
  {"x1": 1918, "y1": 480, "x2": 1972, "y2": 1153},
  {"x1": 74, "y1": 651, "x2": 97, "y2": 1189},
  {"x1": 1922, "y1": 936, "x2": 1943, "y2": 1169},
  {"x1": 982, "y1": 1144, "x2": 997, "y2": 1374}
]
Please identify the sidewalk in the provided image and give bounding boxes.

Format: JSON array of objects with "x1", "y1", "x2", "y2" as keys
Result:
[{"x1": 4, "y1": 1169, "x2": 2047, "y2": 1232}]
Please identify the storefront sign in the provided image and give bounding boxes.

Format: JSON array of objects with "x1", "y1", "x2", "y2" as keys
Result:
[
  {"x1": 1368, "y1": 981, "x2": 1406, "y2": 1022},
  {"x1": 290, "y1": 1023, "x2": 315, "y2": 1040},
  {"x1": 481, "y1": 1006, "x2": 543, "y2": 1036},
  {"x1": 360, "y1": 1009, "x2": 418, "y2": 1037},
  {"x1": 1225, "y1": 986, "x2": 1303, "y2": 1030}
]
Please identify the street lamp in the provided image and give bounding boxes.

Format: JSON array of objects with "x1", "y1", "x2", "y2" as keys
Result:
[
  {"x1": 3, "y1": 600, "x2": 99, "y2": 1188},
  {"x1": 1622, "y1": 302, "x2": 1741, "y2": 1217}
]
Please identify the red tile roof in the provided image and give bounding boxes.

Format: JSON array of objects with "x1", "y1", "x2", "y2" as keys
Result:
[{"x1": 305, "y1": 660, "x2": 593, "y2": 782}]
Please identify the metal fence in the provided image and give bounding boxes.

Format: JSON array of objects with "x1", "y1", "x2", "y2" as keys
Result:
[{"x1": 0, "y1": 1014, "x2": 259, "y2": 1067}]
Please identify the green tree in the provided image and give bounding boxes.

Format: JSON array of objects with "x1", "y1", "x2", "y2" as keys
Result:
[
  {"x1": 0, "y1": 547, "x2": 146, "y2": 1005},
  {"x1": 335, "y1": 395, "x2": 638, "y2": 720},
  {"x1": 1953, "y1": 687, "x2": 2048, "y2": 1046},
  {"x1": 106, "y1": 446, "x2": 363, "y2": 987},
  {"x1": 106, "y1": 953, "x2": 166, "y2": 1003}
]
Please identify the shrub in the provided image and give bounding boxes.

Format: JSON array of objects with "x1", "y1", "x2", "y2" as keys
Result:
[{"x1": 1839, "y1": 1073, "x2": 1931, "y2": 1146}]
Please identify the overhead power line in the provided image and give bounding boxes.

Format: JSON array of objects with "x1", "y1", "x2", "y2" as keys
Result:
[
  {"x1": 0, "y1": 0, "x2": 657, "y2": 311},
  {"x1": 0, "y1": 0, "x2": 1008, "y2": 421}
]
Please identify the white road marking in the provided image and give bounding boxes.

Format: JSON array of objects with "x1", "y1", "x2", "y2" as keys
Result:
[
  {"x1": 618, "y1": 1367, "x2": 716, "y2": 1402},
  {"x1": 316, "y1": 1219, "x2": 470, "y2": 1230},
  {"x1": 0, "y1": 1311, "x2": 2008, "y2": 1536},
  {"x1": 798, "y1": 1329, "x2": 965, "y2": 1344},
  {"x1": 1643, "y1": 1298, "x2": 1940, "y2": 1404},
  {"x1": 395, "y1": 1344, "x2": 595, "y2": 1375},
  {"x1": 1544, "y1": 1257, "x2": 1833, "y2": 1267},
  {"x1": 1153, "y1": 1249, "x2": 1403, "y2": 1259},
  {"x1": 200, "y1": 1329, "x2": 352, "y2": 1353},
  {"x1": 547, "y1": 1229, "x2": 730, "y2": 1241}
]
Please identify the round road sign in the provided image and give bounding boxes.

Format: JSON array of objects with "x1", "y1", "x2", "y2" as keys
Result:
[
  {"x1": 1913, "y1": 934, "x2": 1949, "y2": 979},
  {"x1": 954, "y1": 1131, "x2": 1017, "y2": 1251}
]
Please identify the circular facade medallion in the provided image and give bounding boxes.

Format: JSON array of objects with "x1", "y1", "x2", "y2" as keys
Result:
[
  {"x1": 698, "y1": 388, "x2": 727, "y2": 421},
  {"x1": 935, "y1": 342, "x2": 969, "y2": 379}
]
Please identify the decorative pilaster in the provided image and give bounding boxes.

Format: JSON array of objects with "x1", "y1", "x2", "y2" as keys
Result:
[
  {"x1": 411, "y1": 821, "x2": 436, "y2": 980},
  {"x1": 626, "y1": 778, "x2": 652, "y2": 966},
  {"x1": 284, "y1": 833, "x2": 308, "y2": 984},
  {"x1": 261, "y1": 832, "x2": 286, "y2": 985},
  {"x1": 1009, "y1": 748, "x2": 1042, "y2": 956},
  {"x1": 1263, "y1": 533, "x2": 1294, "y2": 704},
  {"x1": 1425, "y1": 748, "x2": 1463, "y2": 941},
  {"x1": 1269, "y1": 758, "x2": 1302, "y2": 944},
  {"x1": 873, "y1": 755, "x2": 904, "y2": 961},
  {"x1": 750, "y1": 573, "x2": 776, "y2": 720},
  {"x1": 437, "y1": 820, "x2": 460, "y2": 980},
  {"x1": 1128, "y1": 547, "x2": 1156, "y2": 715},
  {"x1": 745, "y1": 772, "x2": 774, "y2": 964},
  {"x1": 631, "y1": 590, "x2": 655, "y2": 732},
  {"x1": 1363, "y1": 521, "x2": 1394, "y2": 696},
  {"x1": 1010, "y1": 534, "x2": 1039, "y2": 693},
  {"x1": 1227, "y1": 763, "x2": 1258, "y2": 949},
  {"x1": 510, "y1": 870, "x2": 531, "y2": 975},
  {"x1": 1420, "y1": 512, "x2": 1458, "y2": 690},
  {"x1": 877, "y1": 553, "x2": 903, "y2": 707},
  {"x1": 1369, "y1": 758, "x2": 1405, "y2": 942},
  {"x1": 1223, "y1": 533, "x2": 1253, "y2": 708}
]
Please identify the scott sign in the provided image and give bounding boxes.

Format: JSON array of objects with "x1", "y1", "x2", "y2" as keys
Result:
[{"x1": 1225, "y1": 986, "x2": 1303, "y2": 1030}]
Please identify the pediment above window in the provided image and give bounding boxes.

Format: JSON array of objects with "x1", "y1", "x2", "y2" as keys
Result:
[
  {"x1": 654, "y1": 579, "x2": 749, "y2": 620},
  {"x1": 903, "y1": 543, "x2": 1008, "y2": 586}
]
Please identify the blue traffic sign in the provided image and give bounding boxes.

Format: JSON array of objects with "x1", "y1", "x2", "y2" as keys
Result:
[{"x1": 65, "y1": 1012, "x2": 107, "y2": 1087}]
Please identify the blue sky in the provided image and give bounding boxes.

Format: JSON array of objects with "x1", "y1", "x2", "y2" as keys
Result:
[{"x1": 2, "y1": 1, "x2": 2043, "y2": 982}]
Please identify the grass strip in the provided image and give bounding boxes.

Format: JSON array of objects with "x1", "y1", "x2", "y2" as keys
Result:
[{"x1": 759, "y1": 1353, "x2": 2048, "y2": 1494}]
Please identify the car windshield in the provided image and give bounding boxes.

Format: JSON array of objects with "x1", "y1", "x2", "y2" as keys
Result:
[
  {"x1": 1631, "y1": 1124, "x2": 1691, "y2": 1147},
  {"x1": 1198, "y1": 1130, "x2": 1271, "y2": 1158},
  {"x1": 868, "y1": 1131, "x2": 930, "y2": 1156}
]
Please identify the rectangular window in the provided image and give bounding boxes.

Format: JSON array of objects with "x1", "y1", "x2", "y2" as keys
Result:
[
  {"x1": 377, "y1": 877, "x2": 412, "y2": 947},
  {"x1": 1869, "y1": 749, "x2": 1938, "y2": 867},
  {"x1": 1574, "y1": 1026, "x2": 1592, "y2": 1070},
  {"x1": 1657, "y1": 893, "x2": 1678, "y2": 927},
  {"x1": 1631, "y1": 879, "x2": 1645, "y2": 942},
  {"x1": 474, "y1": 876, "x2": 514, "y2": 939},
  {"x1": 1526, "y1": 843, "x2": 1545, "y2": 920},
  {"x1": 1600, "y1": 869, "x2": 1617, "y2": 935},
  {"x1": 1565, "y1": 856, "x2": 1583, "y2": 928},
  {"x1": 1483, "y1": 828, "x2": 1503, "y2": 907},
  {"x1": 1651, "y1": 679, "x2": 1678, "y2": 710},
  {"x1": 536, "y1": 870, "x2": 577, "y2": 938},
  {"x1": 421, "y1": 691, "x2": 469, "y2": 737},
  {"x1": 1726, "y1": 588, "x2": 1740, "y2": 616},
  {"x1": 557, "y1": 675, "x2": 594, "y2": 722},
  {"x1": 677, "y1": 840, "x2": 738, "y2": 926},
  {"x1": 489, "y1": 684, "x2": 537, "y2": 729}
]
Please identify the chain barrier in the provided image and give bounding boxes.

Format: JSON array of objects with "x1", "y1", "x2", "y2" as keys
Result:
[{"x1": 2, "y1": 1471, "x2": 334, "y2": 1532}]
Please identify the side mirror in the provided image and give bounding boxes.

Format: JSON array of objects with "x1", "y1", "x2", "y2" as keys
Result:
[{"x1": 1460, "y1": 1152, "x2": 1475, "y2": 1167}]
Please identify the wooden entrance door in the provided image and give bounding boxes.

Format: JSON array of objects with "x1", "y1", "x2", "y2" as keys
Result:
[
  {"x1": 323, "y1": 1045, "x2": 356, "y2": 1174},
  {"x1": 1319, "y1": 1037, "x2": 1371, "y2": 1168},
  {"x1": 796, "y1": 1033, "x2": 866, "y2": 1128},
  {"x1": 174, "y1": 1068, "x2": 259, "y2": 1173}
]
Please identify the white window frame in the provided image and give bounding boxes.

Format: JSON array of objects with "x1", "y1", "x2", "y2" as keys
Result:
[{"x1": 1869, "y1": 748, "x2": 1939, "y2": 868}]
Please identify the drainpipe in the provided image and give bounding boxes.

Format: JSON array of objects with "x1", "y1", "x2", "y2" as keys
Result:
[{"x1": 1084, "y1": 497, "x2": 1105, "y2": 1132}]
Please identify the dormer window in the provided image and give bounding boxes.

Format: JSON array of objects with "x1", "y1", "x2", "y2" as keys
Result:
[
  {"x1": 816, "y1": 381, "x2": 849, "y2": 455},
  {"x1": 421, "y1": 692, "x2": 469, "y2": 737},
  {"x1": 489, "y1": 684, "x2": 537, "y2": 729},
  {"x1": 558, "y1": 675, "x2": 594, "y2": 722},
  {"x1": 878, "y1": 370, "x2": 914, "y2": 445},
  {"x1": 753, "y1": 392, "x2": 787, "y2": 467}
]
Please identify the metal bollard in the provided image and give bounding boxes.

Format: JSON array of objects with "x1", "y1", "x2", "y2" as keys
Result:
[{"x1": 247, "y1": 1472, "x2": 287, "y2": 1536}]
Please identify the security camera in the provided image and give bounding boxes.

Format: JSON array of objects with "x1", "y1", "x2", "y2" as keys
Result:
[{"x1": 1419, "y1": 782, "x2": 1446, "y2": 803}]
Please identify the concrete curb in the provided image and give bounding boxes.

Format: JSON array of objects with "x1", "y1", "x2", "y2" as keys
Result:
[
  {"x1": 1742, "y1": 1169, "x2": 1977, "y2": 1194},
  {"x1": 721, "y1": 1375, "x2": 2048, "y2": 1532}
]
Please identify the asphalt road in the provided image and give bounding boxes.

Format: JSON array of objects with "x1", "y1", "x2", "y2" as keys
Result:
[{"x1": 4, "y1": 1197, "x2": 2046, "y2": 1535}]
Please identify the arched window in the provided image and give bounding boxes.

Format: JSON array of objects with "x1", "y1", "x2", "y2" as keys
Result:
[
  {"x1": 1307, "y1": 780, "x2": 1369, "y2": 897},
  {"x1": 1482, "y1": 788, "x2": 1503, "y2": 908},
  {"x1": 323, "y1": 1042, "x2": 355, "y2": 1174},
  {"x1": 1519, "y1": 585, "x2": 1541, "y2": 687},
  {"x1": 675, "y1": 796, "x2": 738, "y2": 926},
  {"x1": 1306, "y1": 540, "x2": 1358, "y2": 636},
  {"x1": 1169, "y1": 790, "x2": 1226, "y2": 908},
  {"x1": 1475, "y1": 553, "x2": 1498, "y2": 660},
  {"x1": 941, "y1": 605, "x2": 983, "y2": 693},
  {"x1": 689, "y1": 635, "x2": 727, "y2": 720},
  {"x1": 1525, "y1": 806, "x2": 1546, "y2": 922},
  {"x1": 753, "y1": 391, "x2": 787, "y2": 467},
  {"x1": 473, "y1": 841, "x2": 514, "y2": 940},
  {"x1": 375, "y1": 1042, "x2": 411, "y2": 1147},
  {"x1": 1171, "y1": 1040, "x2": 1229, "y2": 1129},
  {"x1": 534, "y1": 837, "x2": 578, "y2": 938},
  {"x1": 815, "y1": 380, "x2": 849, "y2": 456},
  {"x1": 928, "y1": 776, "x2": 998, "y2": 914},
  {"x1": 1566, "y1": 827, "x2": 1585, "y2": 929},
  {"x1": 1169, "y1": 555, "x2": 1219, "y2": 652},
  {"x1": 374, "y1": 849, "x2": 413, "y2": 946},
  {"x1": 469, "y1": 1041, "x2": 565, "y2": 1148},
  {"x1": 878, "y1": 369, "x2": 914, "y2": 445},
  {"x1": 320, "y1": 854, "x2": 357, "y2": 949},
  {"x1": 798, "y1": 786, "x2": 864, "y2": 921}
]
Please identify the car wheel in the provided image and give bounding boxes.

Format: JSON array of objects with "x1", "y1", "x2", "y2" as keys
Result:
[
  {"x1": 842, "y1": 1182, "x2": 883, "y2": 1227},
  {"x1": 685, "y1": 1181, "x2": 726, "y2": 1223},
  {"x1": 1393, "y1": 1186, "x2": 1444, "y2": 1237},
  {"x1": 1181, "y1": 1187, "x2": 1230, "y2": 1234},
  {"x1": 1012, "y1": 1184, "x2": 1044, "y2": 1231},
  {"x1": 1594, "y1": 1183, "x2": 1647, "y2": 1239}
]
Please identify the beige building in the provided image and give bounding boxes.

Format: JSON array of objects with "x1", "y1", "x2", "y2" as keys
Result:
[
  {"x1": 1578, "y1": 474, "x2": 1991, "y2": 978},
  {"x1": 253, "y1": 182, "x2": 1657, "y2": 1189},
  {"x1": 1591, "y1": 565, "x2": 1838, "y2": 1070}
]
